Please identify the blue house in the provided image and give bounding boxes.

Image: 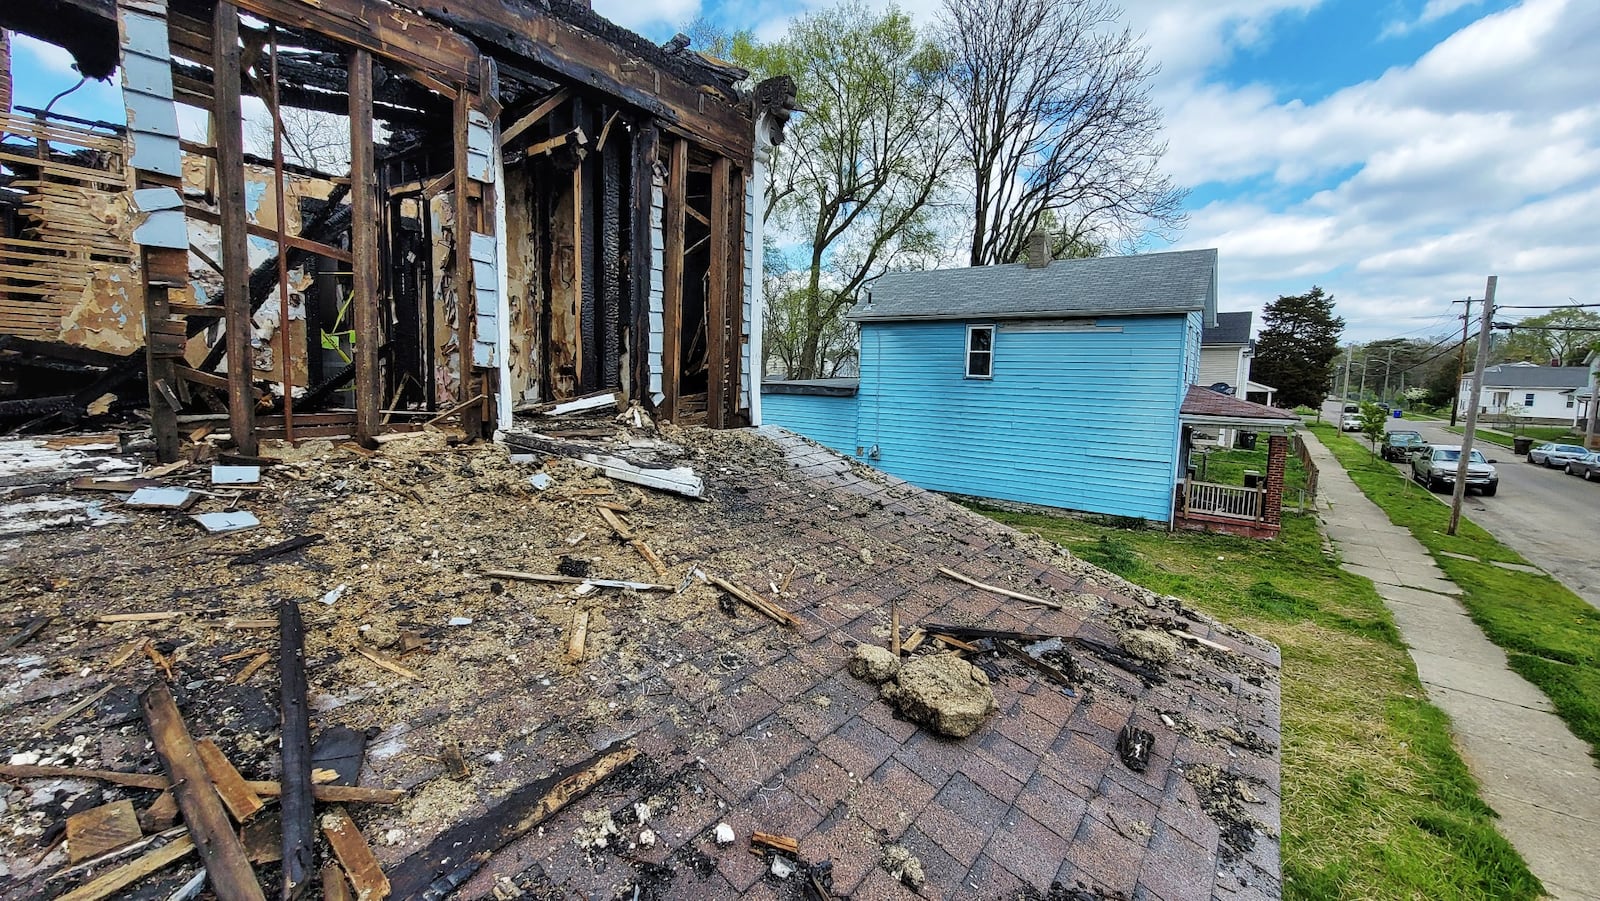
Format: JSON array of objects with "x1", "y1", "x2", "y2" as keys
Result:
[{"x1": 765, "y1": 248, "x2": 1246, "y2": 525}]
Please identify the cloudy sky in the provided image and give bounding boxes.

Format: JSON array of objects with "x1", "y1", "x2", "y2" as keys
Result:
[{"x1": 10, "y1": 0, "x2": 1598, "y2": 341}]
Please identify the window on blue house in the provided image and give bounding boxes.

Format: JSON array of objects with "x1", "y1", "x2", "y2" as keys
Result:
[{"x1": 966, "y1": 325, "x2": 993, "y2": 378}]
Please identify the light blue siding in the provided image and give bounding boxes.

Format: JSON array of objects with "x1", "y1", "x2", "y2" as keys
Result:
[
  {"x1": 762, "y1": 393, "x2": 859, "y2": 456},
  {"x1": 858, "y1": 316, "x2": 1187, "y2": 521}
]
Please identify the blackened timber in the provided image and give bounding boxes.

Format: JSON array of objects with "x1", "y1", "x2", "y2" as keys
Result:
[
  {"x1": 706, "y1": 156, "x2": 730, "y2": 429},
  {"x1": 727, "y1": 164, "x2": 746, "y2": 423},
  {"x1": 140, "y1": 684, "x2": 266, "y2": 901},
  {"x1": 660, "y1": 138, "x2": 687, "y2": 420},
  {"x1": 598, "y1": 109, "x2": 624, "y2": 391},
  {"x1": 628, "y1": 122, "x2": 658, "y2": 405},
  {"x1": 349, "y1": 49, "x2": 382, "y2": 447},
  {"x1": 229, "y1": 534, "x2": 323, "y2": 566},
  {"x1": 142, "y1": 248, "x2": 184, "y2": 463},
  {"x1": 386, "y1": 743, "x2": 640, "y2": 900},
  {"x1": 214, "y1": 1, "x2": 258, "y2": 455},
  {"x1": 278, "y1": 599, "x2": 315, "y2": 899},
  {"x1": 406, "y1": 0, "x2": 752, "y2": 166},
  {"x1": 227, "y1": 0, "x2": 479, "y2": 92}
]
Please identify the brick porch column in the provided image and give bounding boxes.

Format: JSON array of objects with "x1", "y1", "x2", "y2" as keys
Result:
[{"x1": 1264, "y1": 434, "x2": 1288, "y2": 528}]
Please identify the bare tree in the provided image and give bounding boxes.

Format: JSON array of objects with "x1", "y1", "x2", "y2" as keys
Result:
[
  {"x1": 743, "y1": 2, "x2": 956, "y2": 379},
  {"x1": 247, "y1": 104, "x2": 349, "y2": 174},
  {"x1": 941, "y1": 0, "x2": 1185, "y2": 265}
]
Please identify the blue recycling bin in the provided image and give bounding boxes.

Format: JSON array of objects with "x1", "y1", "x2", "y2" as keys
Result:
[{"x1": 1392, "y1": 409, "x2": 1402, "y2": 419}]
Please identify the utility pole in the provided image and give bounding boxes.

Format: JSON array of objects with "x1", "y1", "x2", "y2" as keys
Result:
[
  {"x1": 1450, "y1": 297, "x2": 1473, "y2": 427},
  {"x1": 1341, "y1": 344, "x2": 1353, "y2": 403},
  {"x1": 1449, "y1": 276, "x2": 1495, "y2": 535},
  {"x1": 1381, "y1": 346, "x2": 1396, "y2": 405},
  {"x1": 1586, "y1": 351, "x2": 1599, "y2": 450}
]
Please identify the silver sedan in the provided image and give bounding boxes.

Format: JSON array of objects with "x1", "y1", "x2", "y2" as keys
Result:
[
  {"x1": 1563, "y1": 452, "x2": 1600, "y2": 481},
  {"x1": 1528, "y1": 443, "x2": 1590, "y2": 467}
]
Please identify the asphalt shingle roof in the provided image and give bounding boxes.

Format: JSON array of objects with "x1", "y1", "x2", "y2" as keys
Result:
[
  {"x1": 1181, "y1": 385, "x2": 1299, "y2": 421},
  {"x1": 1476, "y1": 364, "x2": 1592, "y2": 389},
  {"x1": 1202, "y1": 311, "x2": 1252, "y2": 346},
  {"x1": 849, "y1": 249, "x2": 1218, "y2": 324}
]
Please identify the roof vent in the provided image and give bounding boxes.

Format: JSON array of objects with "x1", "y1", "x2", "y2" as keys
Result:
[{"x1": 1025, "y1": 229, "x2": 1050, "y2": 269}]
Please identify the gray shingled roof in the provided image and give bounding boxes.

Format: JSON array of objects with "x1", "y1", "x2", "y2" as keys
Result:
[
  {"x1": 1477, "y1": 364, "x2": 1592, "y2": 389},
  {"x1": 1203, "y1": 310, "x2": 1252, "y2": 346},
  {"x1": 848, "y1": 249, "x2": 1218, "y2": 324}
]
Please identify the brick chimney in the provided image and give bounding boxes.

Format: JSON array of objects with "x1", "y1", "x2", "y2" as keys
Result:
[{"x1": 1025, "y1": 229, "x2": 1050, "y2": 269}]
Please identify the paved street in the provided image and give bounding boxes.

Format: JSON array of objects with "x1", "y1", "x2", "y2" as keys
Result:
[{"x1": 1321, "y1": 401, "x2": 1600, "y2": 610}]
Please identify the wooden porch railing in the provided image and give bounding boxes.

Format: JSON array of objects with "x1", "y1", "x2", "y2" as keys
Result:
[{"x1": 1182, "y1": 479, "x2": 1266, "y2": 522}]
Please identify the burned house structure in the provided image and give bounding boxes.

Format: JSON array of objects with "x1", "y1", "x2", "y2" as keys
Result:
[{"x1": 0, "y1": 0, "x2": 794, "y2": 458}]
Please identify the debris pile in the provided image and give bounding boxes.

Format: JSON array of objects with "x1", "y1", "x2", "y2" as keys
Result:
[{"x1": 0, "y1": 417, "x2": 1284, "y2": 899}]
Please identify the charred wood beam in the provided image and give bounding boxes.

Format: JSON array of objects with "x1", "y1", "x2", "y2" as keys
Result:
[
  {"x1": 278, "y1": 598, "x2": 315, "y2": 898},
  {"x1": 295, "y1": 363, "x2": 356, "y2": 411},
  {"x1": 0, "y1": 0, "x2": 118, "y2": 80},
  {"x1": 170, "y1": 60, "x2": 441, "y2": 127}
]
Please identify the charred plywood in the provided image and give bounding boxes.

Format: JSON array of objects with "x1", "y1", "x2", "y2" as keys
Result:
[
  {"x1": 502, "y1": 163, "x2": 543, "y2": 406},
  {"x1": 0, "y1": 112, "x2": 139, "y2": 354}
]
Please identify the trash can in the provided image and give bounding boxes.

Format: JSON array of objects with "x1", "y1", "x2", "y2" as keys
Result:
[
  {"x1": 1236, "y1": 431, "x2": 1257, "y2": 450},
  {"x1": 1392, "y1": 409, "x2": 1403, "y2": 419},
  {"x1": 1243, "y1": 470, "x2": 1262, "y2": 489},
  {"x1": 1514, "y1": 436, "x2": 1534, "y2": 456}
]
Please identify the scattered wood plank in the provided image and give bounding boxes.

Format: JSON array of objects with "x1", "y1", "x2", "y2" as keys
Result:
[
  {"x1": 55, "y1": 834, "x2": 196, "y2": 901},
  {"x1": 66, "y1": 800, "x2": 142, "y2": 863},
  {"x1": 936, "y1": 566, "x2": 1062, "y2": 610},
  {"x1": 481, "y1": 569, "x2": 672, "y2": 591},
  {"x1": 194, "y1": 740, "x2": 264, "y2": 823},
  {"x1": 0, "y1": 765, "x2": 404, "y2": 804},
  {"x1": 278, "y1": 598, "x2": 315, "y2": 900},
  {"x1": 991, "y1": 639, "x2": 1079, "y2": 689},
  {"x1": 710, "y1": 576, "x2": 802, "y2": 629},
  {"x1": 42, "y1": 684, "x2": 114, "y2": 730},
  {"x1": 95, "y1": 612, "x2": 181, "y2": 624},
  {"x1": 889, "y1": 601, "x2": 901, "y2": 657},
  {"x1": 631, "y1": 540, "x2": 669, "y2": 577},
  {"x1": 321, "y1": 808, "x2": 389, "y2": 901},
  {"x1": 70, "y1": 477, "x2": 164, "y2": 492},
  {"x1": 902, "y1": 628, "x2": 926, "y2": 655},
  {"x1": 226, "y1": 620, "x2": 276, "y2": 630},
  {"x1": 138, "y1": 792, "x2": 178, "y2": 832},
  {"x1": 567, "y1": 610, "x2": 590, "y2": 663},
  {"x1": 228, "y1": 534, "x2": 323, "y2": 566},
  {"x1": 387, "y1": 743, "x2": 639, "y2": 900},
  {"x1": 1171, "y1": 629, "x2": 1233, "y2": 653},
  {"x1": 109, "y1": 641, "x2": 145, "y2": 667},
  {"x1": 138, "y1": 683, "x2": 265, "y2": 901},
  {"x1": 321, "y1": 863, "x2": 355, "y2": 901},
  {"x1": 219, "y1": 648, "x2": 267, "y2": 663},
  {"x1": 354, "y1": 645, "x2": 422, "y2": 681},
  {"x1": 167, "y1": 866, "x2": 208, "y2": 901},
  {"x1": 310, "y1": 726, "x2": 367, "y2": 788},
  {"x1": 542, "y1": 392, "x2": 617, "y2": 416},
  {"x1": 2, "y1": 615, "x2": 52, "y2": 651},
  {"x1": 920, "y1": 624, "x2": 1052, "y2": 643},
  {"x1": 231, "y1": 653, "x2": 270, "y2": 685},
  {"x1": 930, "y1": 634, "x2": 980, "y2": 653},
  {"x1": 596, "y1": 506, "x2": 633, "y2": 539},
  {"x1": 574, "y1": 455, "x2": 703, "y2": 498},
  {"x1": 750, "y1": 831, "x2": 799, "y2": 855}
]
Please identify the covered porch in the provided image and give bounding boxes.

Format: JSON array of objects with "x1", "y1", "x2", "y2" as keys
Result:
[{"x1": 1176, "y1": 386, "x2": 1299, "y2": 539}]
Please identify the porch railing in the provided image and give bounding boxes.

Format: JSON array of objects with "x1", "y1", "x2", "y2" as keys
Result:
[{"x1": 1182, "y1": 479, "x2": 1265, "y2": 522}]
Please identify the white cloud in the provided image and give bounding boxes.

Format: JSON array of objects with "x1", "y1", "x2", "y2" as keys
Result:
[
  {"x1": 1382, "y1": 0, "x2": 1488, "y2": 38},
  {"x1": 590, "y1": 0, "x2": 703, "y2": 33}
]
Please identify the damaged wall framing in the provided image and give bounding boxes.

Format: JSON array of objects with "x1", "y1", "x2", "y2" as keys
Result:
[{"x1": 0, "y1": 0, "x2": 793, "y2": 455}]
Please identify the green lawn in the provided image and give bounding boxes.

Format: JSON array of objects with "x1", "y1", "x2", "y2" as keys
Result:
[
  {"x1": 1191, "y1": 444, "x2": 1309, "y2": 496},
  {"x1": 1309, "y1": 422, "x2": 1600, "y2": 764},
  {"x1": 972, "y1": 506, "x2": 1541, "y2": 900}
]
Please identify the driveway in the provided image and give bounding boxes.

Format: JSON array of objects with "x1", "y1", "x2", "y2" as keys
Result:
[{"x1": 1320, "y1": 401, "x2": 1600, "y2": 610}]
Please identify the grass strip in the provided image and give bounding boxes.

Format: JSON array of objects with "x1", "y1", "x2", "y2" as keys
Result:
[
  {"x1": 972, "y1": 505, "x2": 1541, "y2": 900},
  {"x1": 1308, "y1": 421, "x2": 1600, "y2": 763}
]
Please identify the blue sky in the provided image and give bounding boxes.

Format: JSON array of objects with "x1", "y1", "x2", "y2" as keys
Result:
[{"x1": 11, "y1": 0, "x2": 1597, "y2": 342}]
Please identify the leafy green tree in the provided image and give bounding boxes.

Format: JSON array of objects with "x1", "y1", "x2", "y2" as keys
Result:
[
  {"x1": 1249, "y1": 287, "x2": 1345, "y2": 409},
  {"x1": 1358, "y1": 401, "x2": 1388, "y2": 452},
  {"x1": 738, "y1": 3, "x2": 953, "y2": 379},
  {"x1": 1494, "y1": 307, "x2": 1600, "y2": 366}
]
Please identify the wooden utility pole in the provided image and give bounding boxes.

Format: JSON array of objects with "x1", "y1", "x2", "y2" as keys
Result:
[
  {"x1": 1449, "y1": 276, "x2": 1496, "y2": 536},
  {"x1": 1586, "y1": 352, "x2": 1599, "y2": 450},
  {"x1": 1341, "y1": 344, "x2": 1353, "y2": 404},
  {"x1": 1450, "y1": 296, "x2": 1473, "y2": 427}
]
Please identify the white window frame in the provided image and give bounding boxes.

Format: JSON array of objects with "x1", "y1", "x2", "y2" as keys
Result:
[{"x1": 965, "y1": 324, "x2": 994, "y2": 379}]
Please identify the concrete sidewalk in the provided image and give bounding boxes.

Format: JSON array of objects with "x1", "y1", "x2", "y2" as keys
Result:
[{"x1": 1298, "y1": 430, "x2": 1600, "y2": 900}]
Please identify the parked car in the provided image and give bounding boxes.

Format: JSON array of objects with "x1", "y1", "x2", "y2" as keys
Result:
[
  {"x1": 1381, "y1": 430, "x2": 1426, "y2": 462},
  {"x1": 1340, "y1": 414, "x2": 1363, "y2": 431},
  {"x1": 1564, "y1": 452, "x2": 1600, "y2": 481},
  {"x1": 1528, "y1": 443, "x2": 1589, "y2": 467},
  {"x1": 1412, "y1": 444, "x2": 1499, "y2": 495}
]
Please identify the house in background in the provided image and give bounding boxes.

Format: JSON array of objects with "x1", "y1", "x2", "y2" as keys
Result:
[
  {"x1": 1196, "y1": 311, "x2": 1280, "y2": 445},
  {"x1": 1460, "y1": 363, "x2": 1591, "y2": 424},
  {"x1": 763, "y1": 246, "x2": 1299, "y2": 535}
]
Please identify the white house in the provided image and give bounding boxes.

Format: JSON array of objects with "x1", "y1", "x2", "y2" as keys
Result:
[
  {"x1": 1196, "y1": 311, "x2": 1276, "y2": 444},
  {"x1": 1459, "y1": 363, "x2": 1591, "y2": 424}
]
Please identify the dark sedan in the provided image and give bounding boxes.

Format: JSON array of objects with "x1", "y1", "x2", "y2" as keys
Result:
[{"x1": 1381, "y1": 430, "x2": 1426, "y2": 462}]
